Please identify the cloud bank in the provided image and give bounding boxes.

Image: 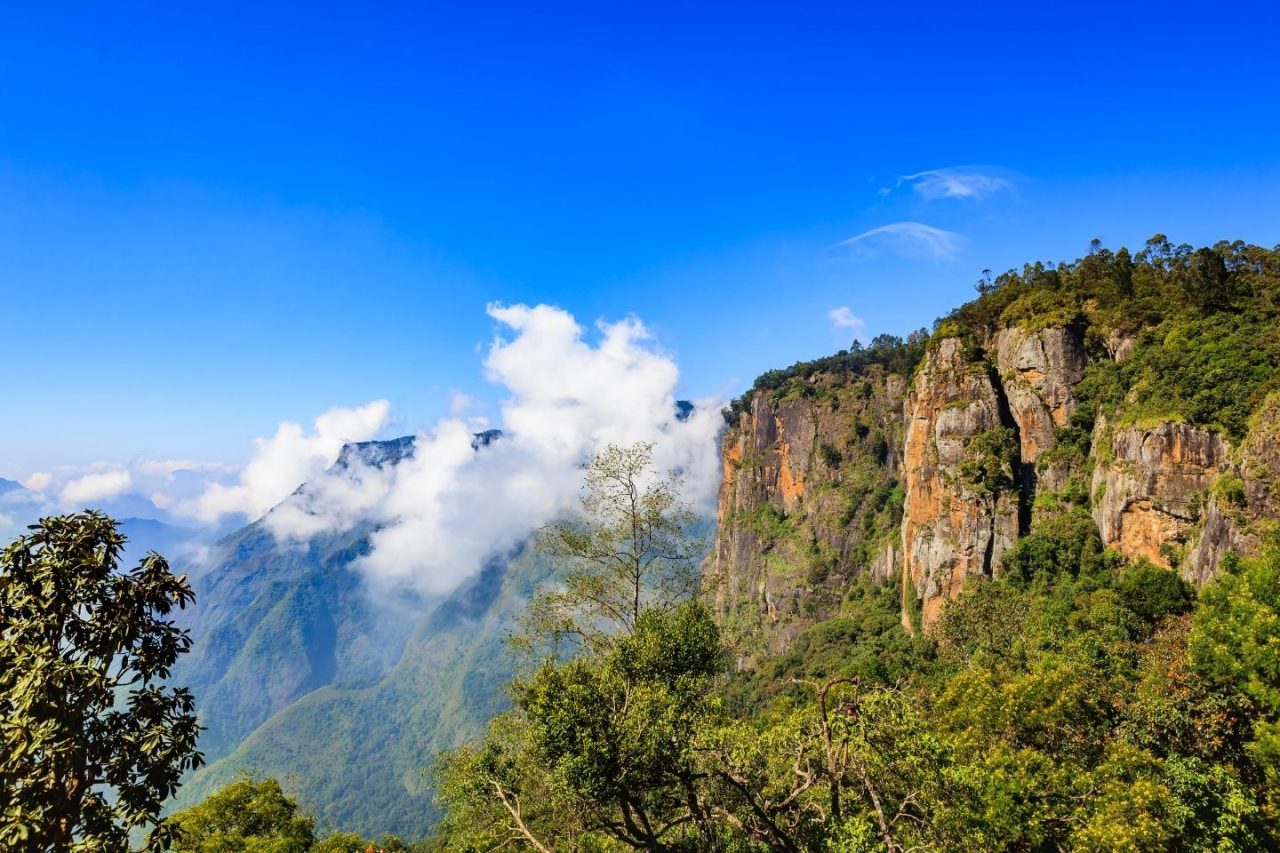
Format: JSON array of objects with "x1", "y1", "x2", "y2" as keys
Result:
[{"x1": 197, "y1": 303, "x2": 724, "y2": 598}]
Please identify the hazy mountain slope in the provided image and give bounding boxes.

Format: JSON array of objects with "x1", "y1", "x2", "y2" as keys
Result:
[
  {"x1": 0, "y1": 478, "x2": 46, "y2": 539},
  {"x1": 117, "y1": 517, "x2": 202, "y2": 567},
  {"x1": 175, "y1": 516, "x2": 415, "y2": 760},
  {"x1": 174, "y1": 545, "x2": 552, "y2": 837}
]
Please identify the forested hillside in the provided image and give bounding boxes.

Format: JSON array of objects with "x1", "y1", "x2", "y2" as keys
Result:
[{"x1": 713, "y1": 236, "x2": 1280, "y2": 642}]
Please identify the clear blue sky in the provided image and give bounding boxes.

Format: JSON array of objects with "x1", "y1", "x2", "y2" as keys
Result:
[{"x1": 3, "y1": 1, "x2": 1279, "y2": 473}]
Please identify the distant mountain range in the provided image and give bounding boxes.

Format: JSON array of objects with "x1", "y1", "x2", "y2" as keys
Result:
[
  {"x1": 1, "y1": 476, "x2": 206, "y2": 568},
  {"x1": 2, "y1": 417, "x2": 704, "y2": 837}
]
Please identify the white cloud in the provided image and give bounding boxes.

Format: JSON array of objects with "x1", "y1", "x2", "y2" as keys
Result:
[
  {"x1": 189, "y1": 400, "x2": 391, "y2": 524},
  {"x1": 828, "y1": 306, "x2": 866, "y2": 333},
  {"x1": 22, "y1": 472, "x2": 52, "y2": 493},
  {"x1": 838, "y1": 221, "x2": 964, "y2": 260},
  {"x1": 245, "y1": 303, "x2": 724, "y2": 599},
  {"x1": 899, "y1": 167, "x2": 1014, "y2": 201},
  {"x1": 59, "y1": 469, "x2": 133, "y2": 506}
]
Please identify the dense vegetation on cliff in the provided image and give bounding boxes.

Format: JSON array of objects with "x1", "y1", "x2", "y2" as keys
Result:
[{"x1": 944, "y1": 236, "x2": 1280, "y2": 440}]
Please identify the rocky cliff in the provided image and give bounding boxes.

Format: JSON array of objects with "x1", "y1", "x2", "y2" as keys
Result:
[
  {"x1": 898, "y1": 325, "x2": 1096, "y2": 630},
  {"x1": 708, "y1": 356, "x2": 913, "y2": 659},
  {"x1": 1089, "y1": 420, "x2": 1227, "y2": 572},
  {"x1": 995, "y1": 324, "x2": 1087, "y2": 493},
  {"x1": 901, "y1": 320, "x2": 1280, "y2": 630},
  {"x1": 713, "y1": 311, "x2": 1280, "y2": 641},
  {"x1": 899, "y1": 336, "x2": 1019, "y2": 630},
  {"x1": 1182, "y1": 390, "x2": 1280, "y2": 582}
]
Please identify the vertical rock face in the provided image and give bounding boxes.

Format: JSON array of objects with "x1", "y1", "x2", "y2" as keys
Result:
[
  {"x1": 1185, "y1": 391, "x2": 1280, "y2": 581},
  {"x1": 710, "y1": 368, "x2": 906, "y2": 659},
  {"x1": 995, "y1": 325, "x2": 1087, "y2": 493},
  {"x1": 900, "y1": 337, "x2": 1020, "y2": 631},
  {"x1": 1091, "y1": 421, "x2": 1228, "y2": 571}
]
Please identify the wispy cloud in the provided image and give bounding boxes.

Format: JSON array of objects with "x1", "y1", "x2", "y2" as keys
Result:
[
  {"x1": 448, "y1": 391, "x2": 481, "y2": 416},
  {"x1": 898, "y1": 167, "x2": 1014, "y2": 201},
  {"x1": 837, "y1": 221, "x2": 964, "y2": 260}
]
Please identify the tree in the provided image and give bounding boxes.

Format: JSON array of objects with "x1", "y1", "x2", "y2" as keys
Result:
[
  {"x1": 170, "y1": 776, "x2": 314, "y2": 853},
  {"x1": 519, "y1": 442, "x2": 703, "y2": 654},
  {"x1": 435, "y1": 603, "x2": 728, "y2": 851},
  {"x1": 519, "y1": 603, "x2": 726, "y2": 849},
  {"x1": 433, "y1": 444, "x2": 722, "y2": 850},
  {"x1": 0, "y1": 512, "x2": 204, "y2": 851},
  {"x1": 431, "y1": 712, "x2": 576, "y2": 852},
  {"x1": 171, "y1": 776, "x2": 423, "y2": 853}
]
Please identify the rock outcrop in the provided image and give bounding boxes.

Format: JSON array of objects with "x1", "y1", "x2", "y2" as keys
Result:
[
  {"x1": 1090, "y1": 420, "x2": 1228, "y2": 571},
  {"x1": 709, "y1": 367, "x2": 907, "y2": 659},
  {"x1": 900, "y1": 337, "x2": 1020, "y2": 631},
  {"x1": 1184, "y1": 391, "x2": 1280, "y2": 581},
  {"x1": 994, "y1": 324, "x2": 1087, "y2": 494}
]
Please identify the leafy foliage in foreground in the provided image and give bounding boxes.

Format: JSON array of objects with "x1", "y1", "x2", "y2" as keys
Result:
[
  {"x1": 432, "y1": 523, "x2": 1280, "y2": 849},
  {"x1": 0, "y1": 512, "x2": 204, "y2": 852}
]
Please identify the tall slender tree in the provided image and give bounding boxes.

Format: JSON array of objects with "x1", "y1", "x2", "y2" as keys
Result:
[{"x1": 518, "y1": 441, "x2": 703, "y2": 655}]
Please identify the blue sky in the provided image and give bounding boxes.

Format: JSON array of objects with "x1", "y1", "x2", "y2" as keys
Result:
[{"x1": 3, "y1": 1, "x2": 1279, "y2": 478}]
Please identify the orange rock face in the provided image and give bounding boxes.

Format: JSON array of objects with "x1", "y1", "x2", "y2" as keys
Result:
[
  {"x1": 776, "y1": 435, "x2": 806, "y2": 509},
  {"x1": 1091, "y1": 420, "x2": 1228, "y2": 571},
  {"x1": 708, "y1": 369, "x2": 907, "y2": 660},
  {"x1": 900, "y1": 338, "x2": 1019, "y2": 633},
  {"x1": 995, "y1": 325, "x2": 1086, "y2": 494},
  {"x1": 715, "y1": 323, "x2": 1271, "y2": 648}
]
